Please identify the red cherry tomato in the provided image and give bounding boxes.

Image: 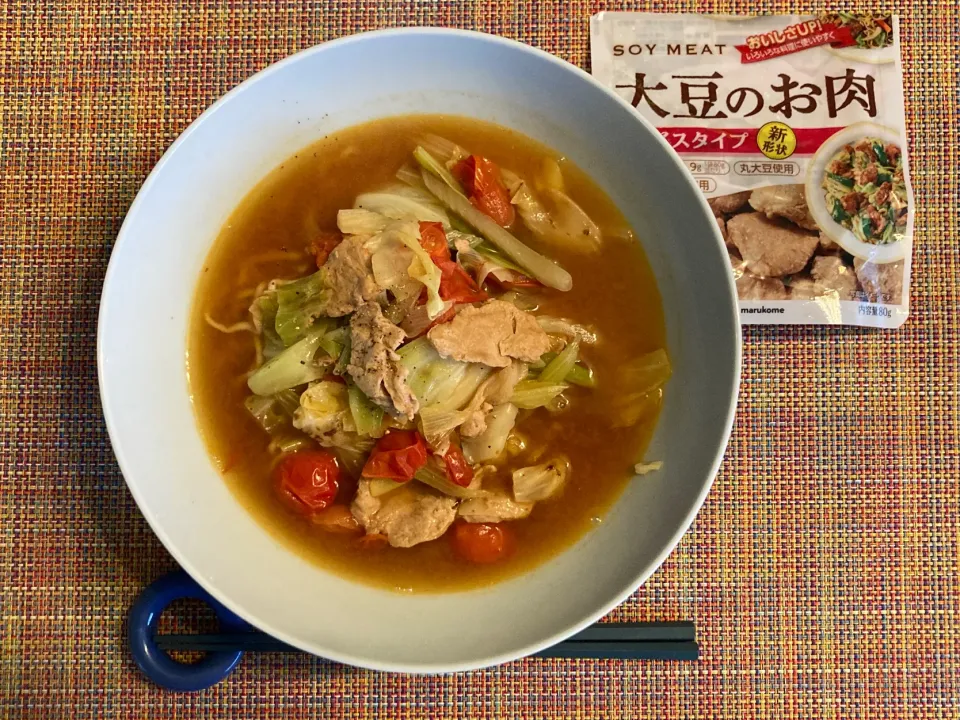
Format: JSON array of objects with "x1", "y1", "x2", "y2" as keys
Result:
[
  {"x1": 310, "y1": 230, "x2": 343, "y2": 267},
  {"x1": 275, "y1": 450, "x2": 341, "y2": 514},
  {"x1": 452, "y1": 522, "x2": 514, "y2": 564},
  {"x1": 361, "y1": 430, "x2": 429, "y2": 481},
  {"x1": 443, "y1": 445, "x2": 474, "y2": 487},
  {"x1": 453, "y1": 156, "x2": 516, "y2": 227},
  {"x1": 436, "y1": 259, "x2": 488, "y2": 304},
  {"x1": 418, "y1": 221, "x2": 451, "y2": 262}
]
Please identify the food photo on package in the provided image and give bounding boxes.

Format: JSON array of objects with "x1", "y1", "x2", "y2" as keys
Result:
[{"x1": 591, "y1": 12, "x2": 914, "y2": 328}]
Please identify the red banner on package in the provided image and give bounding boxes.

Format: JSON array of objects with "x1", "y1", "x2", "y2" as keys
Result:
[
  {"x1": 657, "y1": 126, "x2": 844, "y2": 155},
  {"x1": 735, "y1": 21, "x2": 856, "y2": 63}
]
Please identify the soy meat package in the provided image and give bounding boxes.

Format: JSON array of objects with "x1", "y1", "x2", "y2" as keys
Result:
[{"x1": 591, "y1": 12, "x2": 914, "y2": 327}]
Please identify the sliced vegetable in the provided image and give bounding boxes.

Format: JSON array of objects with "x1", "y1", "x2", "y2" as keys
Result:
[
  {"x1": 538, "y1": 351, "x2": 595, "y2": 388},
  {"x1": 414, "y1": 458, "x2": 483, "y2": 499},
  {"x1": 347, "y1": 385, "x2": 385, "y2": 437},
  {"x1": 361, "y1": 430, "x2": 428, "y2": 481},
  {"x1": 274, "y1": 271, "x2": 330, "y2": 346},
  {"x1": 244, "y1": 394, "x2": 288, "y2": 434},
  {"x1": 397, "y1": 338, "x2": 491, "y2": 410},
  {"x1": 455, "y1": 238, "x2": 539, "y2": 290},
  {"x1": 442, "y1": 444, "x2": 474, "y2": 487},
  {"x1": 309, "y1": 505, "x2": 361, "y2": 533},
  {"x1": 452, "y1": 155, "x2": 516, "y2": 227},
  {"x1": 497, "y1": 289, "x2": 540, "y2": 312},
  {"x1": 274, "y1": 388, "x2": 302, "y2": 415},
  {"x1": 395, "y1": 163, "x2": 427, "y2": 189},
  {"x1": 611, "y1": 349, "x2": 672, "y2": 428},
  {"x1": 268, "y1": 433, "x2": 315, "y2": 455},
  {"x1": 445, "y1": 364, "x2": 495, "y2": 411},
  {"x1": 319, "y1": 326, "x2": 349, "y2": 360},
  {"x1": 620, "y1": 349, "x2": 672, "y2": 393},
  {"x1": 333, "y1": 333, "x2": 352, "y2": 375},
  {"x1": 422, "y1": 170, "x2": 573, "y2": 291},
  {"x1": 418, "y1": 134, "x2": 468, "y2": 165},
  {"x1": 510, "y1": 380, "x2": 568, "y2": 410},
  {"x1": 539, "y1": 340, "x2": 579, "y2": 384},
  {"x1": 510, "y1": 182, "x2": 602, "y2": 254},
  {"x1": 452, "y1": 522, "x2": 513, "y2": 563},
  {"x1": 354, "y1": 186, "x2": 450, "y2": 228},
  {"x1": 371, "y1": 240, "x2": 416, "y2": 290},
  {"x1": 274, "y1": 450, "x2": 341, "y2": 514},
  {"x1": 413, "y1": 145, "x2": 464, "y2": 195},
  {"x1": 310, "y1": 231, "x2": 342, "y2": 267},
  {"x1": 250, "y1": 292, "x2": 285, "y2": 360},
  {"x1": 512, "y1": 457, "x2": 569, "y2": 502},
  {"x1": 458, "y1": 492, "x2": 533, "y2": 523},
  {"x1": 247, "y1": 328, "x2": 329, "y2": 396},
  {"x1": 462, "y1": 402, "x2": 518, "y2": 464},
  {"x1": 391, "y1": 223, "x2": 445, "y2": 319},
  {"x1": 418, "y1": 405, "x2": 470, "y2": 450},
  {"x1": 337, "y1": 208, "x2": 391, "y2": 236}
]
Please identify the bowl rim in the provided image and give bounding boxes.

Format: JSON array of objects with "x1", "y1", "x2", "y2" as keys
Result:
[
  {"x1": 804, "y1": 121, "x2": 909, "y2": 265},
  {"x1": 97, "y1": 26, "x2": 742, "y2": 672}
]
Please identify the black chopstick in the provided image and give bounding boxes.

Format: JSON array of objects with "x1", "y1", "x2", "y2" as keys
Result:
[{"x1": 154, "y1": 622, "x2": 698, "y2": 661}]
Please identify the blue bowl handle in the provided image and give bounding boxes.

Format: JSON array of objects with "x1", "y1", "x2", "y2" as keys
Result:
[{"x1": 128, "y1": 570, "x2": 250, "y2": 691}]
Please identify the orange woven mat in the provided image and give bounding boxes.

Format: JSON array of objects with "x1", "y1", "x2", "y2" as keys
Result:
[{"x1": 1, "y1": 1, "x2": 957, "y2": 717}]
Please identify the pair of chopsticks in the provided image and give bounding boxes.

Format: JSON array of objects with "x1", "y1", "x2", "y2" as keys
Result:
[{"x1": 154, "y1": 621, "x2": 698, "y2": 661}]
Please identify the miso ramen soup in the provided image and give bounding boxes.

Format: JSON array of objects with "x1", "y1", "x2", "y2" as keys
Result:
[{"x1": 189, "y1": 115, "x2": 669, "y2": 592}]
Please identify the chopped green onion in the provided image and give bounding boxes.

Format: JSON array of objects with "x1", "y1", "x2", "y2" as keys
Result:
[
  {"x1": 827, "y1": 172, "x2": 854, "y2": 188},
  {"x1": 831, "y1": 199, "x2": 849, "y2": 223},
  {"x1": 873, "y1": 142, "x2": 889, "y2": 166}
]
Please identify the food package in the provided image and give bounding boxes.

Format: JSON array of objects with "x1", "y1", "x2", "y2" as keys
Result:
[{"x1": 591, "y1": 12, "x2": 914, "y2": 327}]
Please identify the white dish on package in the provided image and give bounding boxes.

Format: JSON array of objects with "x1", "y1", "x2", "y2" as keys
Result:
[
  {"x1": 98, "y1": 28, "x2": 740, "y2": 673},
  {"x1": 805, "y1": 122, "x2": 910, "y2": 264}
]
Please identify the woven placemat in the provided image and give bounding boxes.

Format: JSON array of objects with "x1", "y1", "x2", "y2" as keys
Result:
[{"x1": 1, "y1": 1, "x2": 957, "y2": 717}]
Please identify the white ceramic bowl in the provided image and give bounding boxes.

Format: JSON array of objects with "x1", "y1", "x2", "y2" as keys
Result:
[
  {"x1": 98, "y1": 28, "x2": 740, "y2": 672},
  {"x1": 805, "y1": 122, "x2": 910, "y2": 264}
]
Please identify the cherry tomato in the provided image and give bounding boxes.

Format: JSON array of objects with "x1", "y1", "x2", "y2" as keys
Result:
[
  {"x1": 309, "y1": 505, "x2": 361, "y2": 534},
  {"x1": 418, "y1": 221, "x2": 451, "y2": 262},
  {"x1": 453, "y1": 155, "x2": 516, "y2": 227},
  {"x1": 436, "y1": 259, "x2": 488, "y2": 304},
  {"x1": 310, "y1": 230, "x2": 343, "y2": 267},
  {"x1": 452, "y1": 522, "x2": 514, "y2": 564},
  {"x1": 443, "y1": 445, "x2": 474, "y2": 487},
  {"x1": 275, "y1": 450, "x2": 341, "y2": 514},
  {"x1": 361, "y1": 430, "x2": 429, "y2": 481}
]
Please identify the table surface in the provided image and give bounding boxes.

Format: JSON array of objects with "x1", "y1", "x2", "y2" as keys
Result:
[{"x1": 1, "y1": 1, "x2": 958, "y2": 718}]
